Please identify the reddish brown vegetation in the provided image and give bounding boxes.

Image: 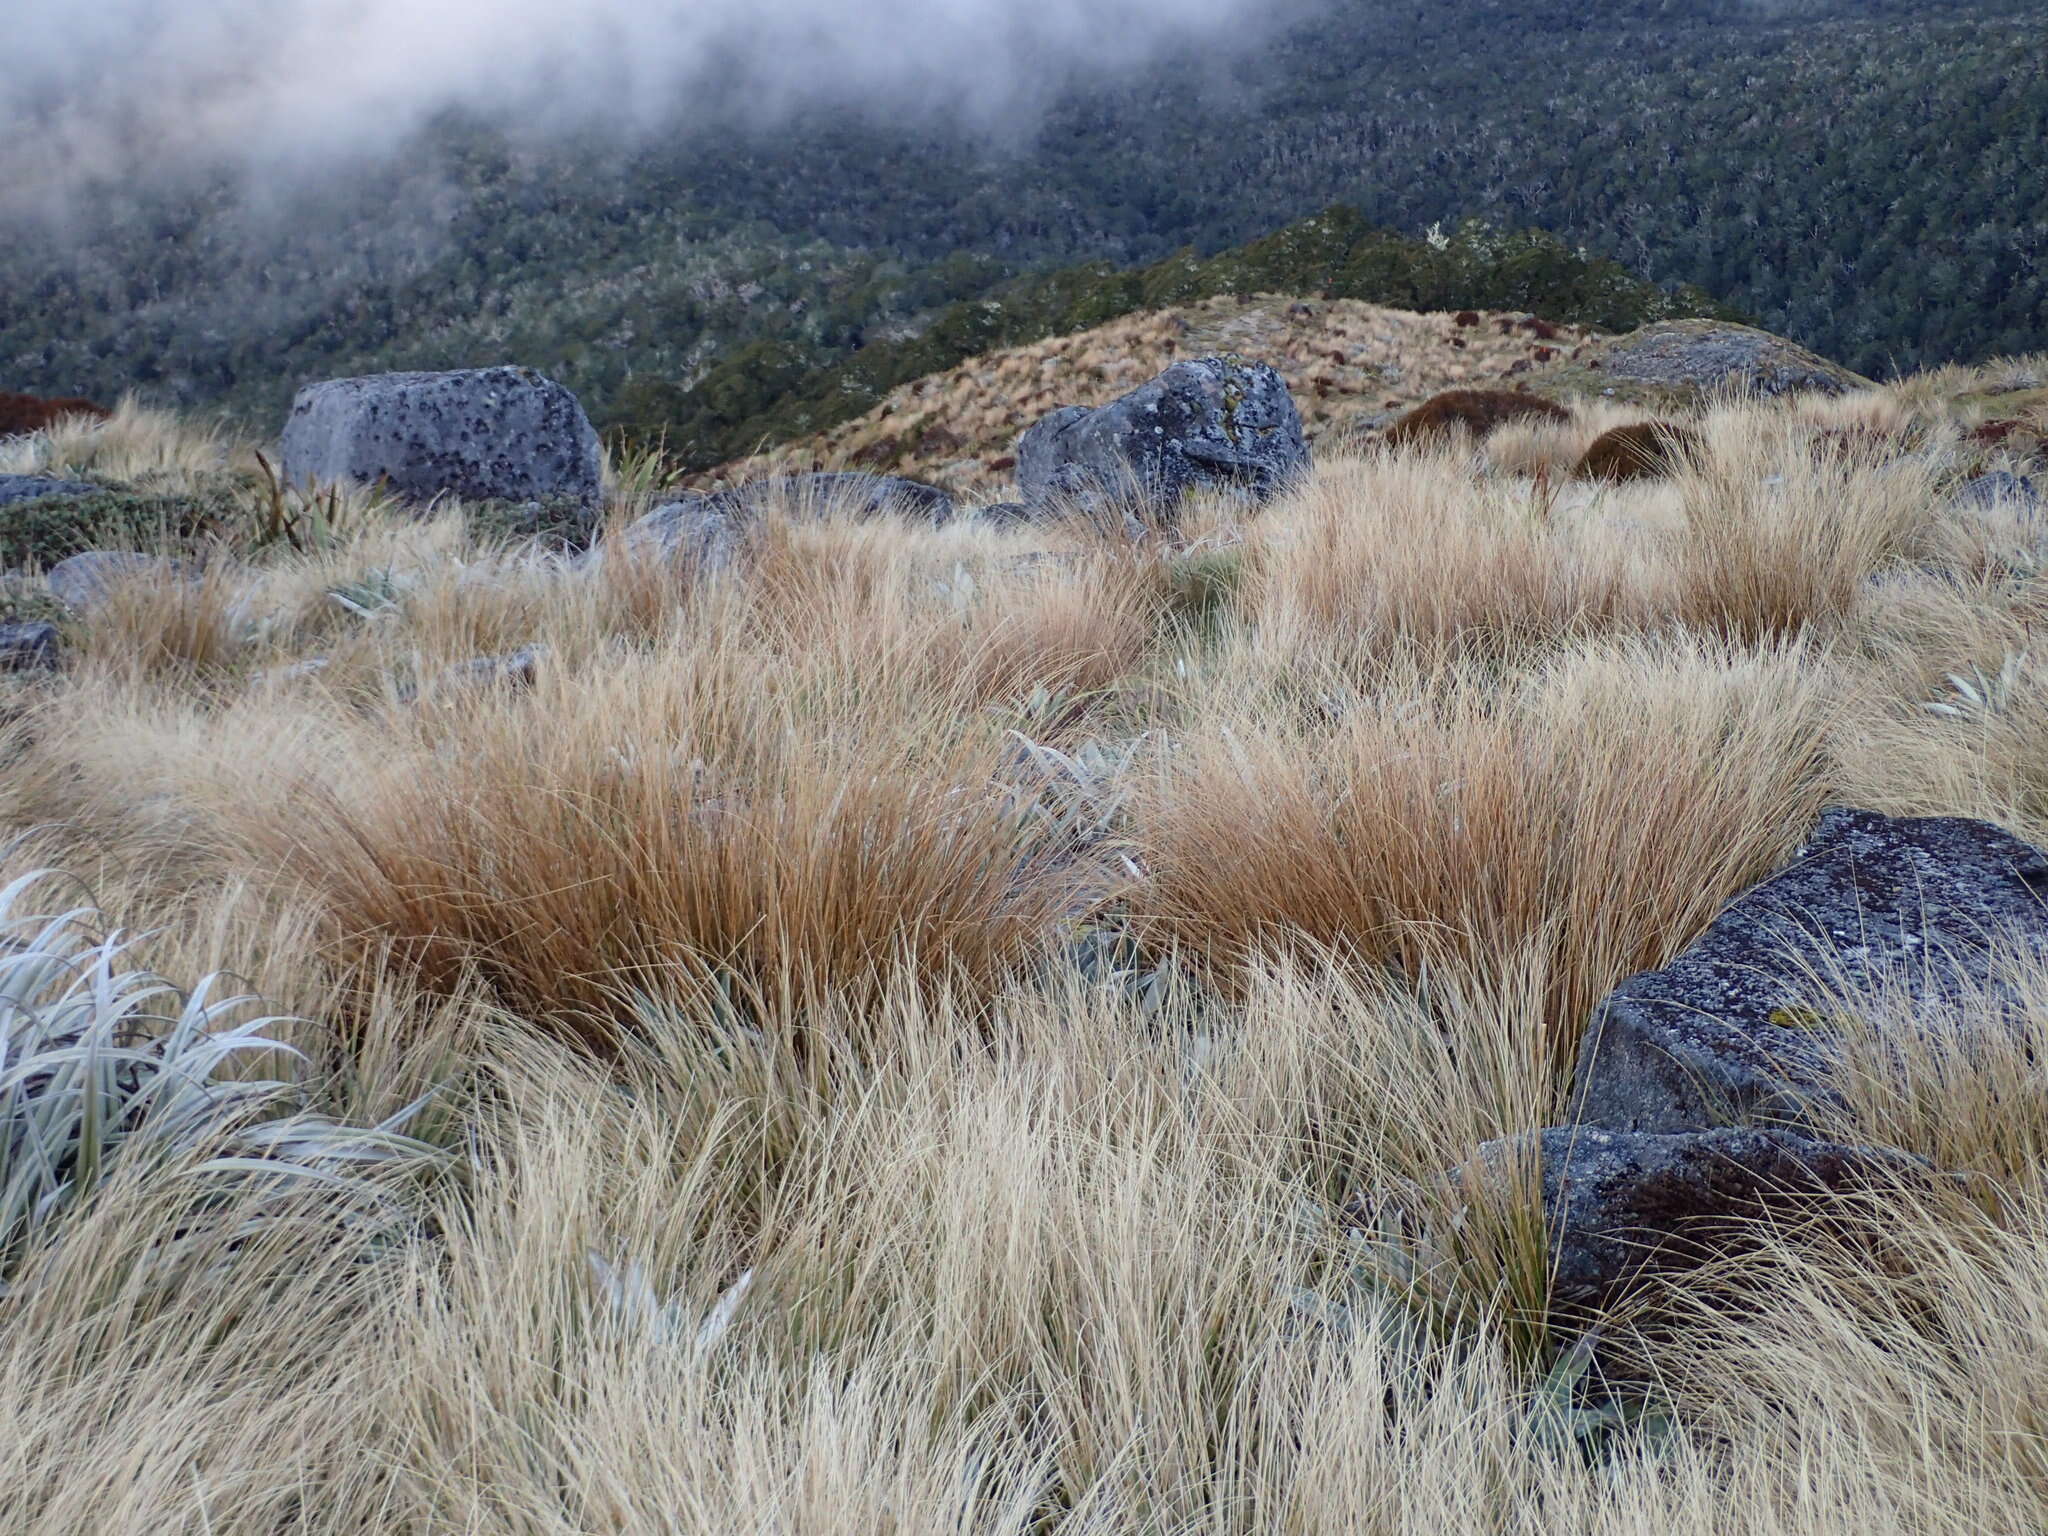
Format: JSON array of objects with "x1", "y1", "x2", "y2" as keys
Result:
[
  {"x1": 1532, "y1": 347, "x2": 1558, "y2": 364},
  {"x1": 0, "y1": 390, "x2": 111, "y2": 436},
  {"x1": 1572, "y1": 420, "x2": 1706, "y2": 483},
  {"x1": 1382, "y1": 388, "x2": 1572, "y2": 448},
  {"x1": 1518, "y1": 317, "x2": 1563, "y2": 341},
  {"x1": 1969, "y1": 419, "x2": 2045, "y2": 450},
  {"x1": 1454, "y1": 310, "x2": 1480, "y2": 328}
]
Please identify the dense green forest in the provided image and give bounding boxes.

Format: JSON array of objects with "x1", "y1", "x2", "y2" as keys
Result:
[{"x1": 1, "y1": 0, "x2": 2041, "y2": 441}]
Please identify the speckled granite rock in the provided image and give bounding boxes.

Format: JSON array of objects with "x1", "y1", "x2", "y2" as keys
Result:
[
  {"x1": 281, "y1": 367, "x2": 602, "y2": 508},
  {"x1": 1572, "y1": 808, "x2": 2048, "y2": 1135},
  {"x1": 1017, "y1": 355, "x2": 1309, "y2": 519},
  {"x1": 1475, "y1": 1125, "x2": 1938, "y2": 1317}
]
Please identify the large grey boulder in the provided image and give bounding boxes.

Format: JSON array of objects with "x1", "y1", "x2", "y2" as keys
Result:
[
  {"x1": 1354, "y1": 807, "x2": 2048, "y2": 1324},
  {"x1": 1016, "y1": 355, "x2": 1310, "y2": 518},
  {"x1": 1592, "y1": 320, "x2": 1869, "y2": 399},
  {"x1": 0, "y1": 476, "x2": 99, "y2": 509},
  {"x1": 597, "y1": 499, "x2": 743, "y2": 574},
  {"x1": 1490, "y1": 1126, "x2": 1935, "y2": 1318},
  {"x1": 280, "y1": 367, "x2": 602, "y2": 509},
  {"x1": 1573, "y1": 808, "x2": 2048, "y2": 1136}
]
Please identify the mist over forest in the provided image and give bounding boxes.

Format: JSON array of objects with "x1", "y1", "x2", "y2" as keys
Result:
[{"x1": 3, "y1": 0, "x2": 2042, "y2": 433}]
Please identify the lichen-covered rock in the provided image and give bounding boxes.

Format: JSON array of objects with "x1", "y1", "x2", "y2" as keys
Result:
[
  {"x1": 1490, "y1": 1125, "x2": 1935, "y2": 1317},
  {"x1": 0, "y1": 620, "x2": 60, "y2": 673},
  {"x1": 596, "y1": 499, "x2": 742, "y2": 574},
  {"x1": 0, "y1": 476, "x2": 100, "y2": 509},
  {"x1": 395, "y1": 645, "x2": 548, "y2": 705},
  {"x1": 972, "y1": 501, "x2": 1042, "y2": 530},
  {"x1": 280, "y1": 367, "x2": 603, "y2": 508},
  {"x1": 1572, "y1": 808, "x2": 2048, "y2": 1135},
  {"x1": 1016, "y1": 355, "x2": 1309, "y2": 518},
  {"x1": 1592, "y1": 320, "x2": 1870, "y2": 399},
  {"x1": 428, "y1": 645, "x2": 546, "y2": 697}
]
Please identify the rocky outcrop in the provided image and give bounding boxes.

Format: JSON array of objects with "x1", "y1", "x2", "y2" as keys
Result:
[
  {"x1": 280, "y1": 367, "x2": 603, "y2": 509},
  {"x1": 698, "y1": 472, "x2": 954, "y2": 526},
  {"x1": 1378, "y1": 809, "x2": 2048, "y2": 1320},
  {"x1": 0, "y1": 476, "x2": 100, "y2": 509},
  {"x1": 1572, "y1": 808, "x2": 2048, "y2": 1136},
  {"x1": 1591, "y1": 321, "x2": 1870, "y2": 399},
  {"x1": 1016, "y1": 355, "x2": 1309, "y2": 519},
  {"x1": 1955, "y1": 470, "x2": 2041, "y2": 513},
  {"x1": 1516, "y1": 1126, "x2": 1936, "y2": 1318}
]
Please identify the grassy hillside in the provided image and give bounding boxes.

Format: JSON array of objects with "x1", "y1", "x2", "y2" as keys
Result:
[
  {"x1": 616, "y1": 210, "x2": 1736, "y2": 474},
  {"x1": 1, "y1": 349, "x2": 2047, "y2": 1527},
  {"x1": 690, "y1": 294, "x2": 1611, "y2": 497},
  {"x1": 2, "y1": 0, "x2": 2042, "y2": 427}
]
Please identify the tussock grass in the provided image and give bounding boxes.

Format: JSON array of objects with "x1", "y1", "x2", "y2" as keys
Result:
[
  {"x1": 1134, "y1": 635, "x2": 1833, "y2": 1065},
  {"x1": 5, "y1": 383, "x2": 2048, "y2": 1530}
]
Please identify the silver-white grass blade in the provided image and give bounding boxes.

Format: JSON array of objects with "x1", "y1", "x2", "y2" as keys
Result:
[{"x1": 694, "y1": 1268, "x2": 756, "y2": 1357}]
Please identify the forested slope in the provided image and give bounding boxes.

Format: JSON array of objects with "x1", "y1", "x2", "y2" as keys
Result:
[{"x1": 1, "y1": 0, "x2": 2039, "y2": 427}]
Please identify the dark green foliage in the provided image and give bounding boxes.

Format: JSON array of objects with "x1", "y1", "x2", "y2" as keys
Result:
[
  {"x1": 0, "y1": 485, "x2": 241, "y2": 570},
  {"x1": 615, "y1": 212, "x2": 1730, "y2": 471}
]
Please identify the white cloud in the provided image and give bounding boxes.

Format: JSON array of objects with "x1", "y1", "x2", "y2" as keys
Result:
[{"x1": 2, "y1": 0, "x2": 1306, "y2": 204}]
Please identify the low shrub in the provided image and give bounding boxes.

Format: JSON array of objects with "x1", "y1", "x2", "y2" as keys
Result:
[
  {"x1": 1572, "y1": 420, "x2": 1706, "y2": 482},
  {"x1": 0, "y1": 485, "x2": 243, "y2": 569},
  {"x1": 1383, "y1": 389, "x2": 1572, "y2": 449}
]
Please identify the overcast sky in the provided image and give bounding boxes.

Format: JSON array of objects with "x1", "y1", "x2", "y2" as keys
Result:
[{"x1": 4, "y1": 0, "x2": 1309, "y2": 209}]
